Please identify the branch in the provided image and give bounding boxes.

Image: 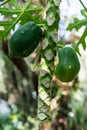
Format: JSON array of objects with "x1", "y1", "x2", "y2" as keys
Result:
[
  {"x1": 79, "y1": 0, "x2": 87, "y2": 11},
  {"x1": 0, "y1": 0, "x2": 10, "y2": 6}
]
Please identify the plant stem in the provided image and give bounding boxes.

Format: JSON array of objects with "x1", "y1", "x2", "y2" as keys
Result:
[
  {"x1": 79, "y1": 0, "x2": 87, "y2": 11},
  {"x1": 0, "y1": 0, "x2": 10, "y2": 6},
  {"x1": 57, "y1": 44, "x2": 64, "y2": 49},
  {"x1": 24, "y1": 0, "x2": 32, "y2": 9}
]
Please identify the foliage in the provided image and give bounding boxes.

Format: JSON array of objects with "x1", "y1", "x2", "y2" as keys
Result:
[
  {"x1": 0, "y1": 0, "x2": 43, "y2": 39},
  {"x1": 67, "y1": 9, "x2": 87, "y2": 54}
]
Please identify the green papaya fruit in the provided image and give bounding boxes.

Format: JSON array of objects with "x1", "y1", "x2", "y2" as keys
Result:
[
  {"x1": 8, "y1": 21, "x2": 43, "y2": 58},
  {"x1": 55, "y1": 46, "x2": 80, "y2": 82}
]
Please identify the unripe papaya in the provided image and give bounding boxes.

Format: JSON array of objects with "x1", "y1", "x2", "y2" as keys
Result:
[
  {"x1": 55, "y1": 47, "x2": 80, "y2": 82},
  {"x1": 8, "y1": 21, "x2": 43, "y2": 58}
]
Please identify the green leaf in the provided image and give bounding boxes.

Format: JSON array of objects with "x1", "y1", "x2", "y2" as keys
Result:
[
  {"x1": 72, "y1": 27, "x2": 87, "y2": 55},
  {"x1": 81, "y1": 9, "x2": 87, "y2": 18},
  {"x1": 9, "y1": 0, "x2": 22, "y2": 9},
  {"x1": 20, "y1": 7, "x2": 43, "y2": 25},
  {"x1": 0, "y1": 6, "x2": 21, "y2": 15},
  {"x1": 0, "y1": 0, "x2": 43, "y2": 40},
  {"x1": 0, "y1": 0, "x2": 10, "y2": 6},
  {"x1": 78, "y1": 27, "x2": 87, "y2": 50},
  {"x1": 72, "y1": 43, "x2": 81, "y2": 56},
  {"x1": 0, "y1": 21, "x2": 12, "y2": 25},
  {"x1": 67, "y1": 18, "x2": 87, "y2": 31}
]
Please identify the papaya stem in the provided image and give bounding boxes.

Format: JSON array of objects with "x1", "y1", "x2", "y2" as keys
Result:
[{"x1": 57, "y1": 44, "x2": 64, "y2": 48}]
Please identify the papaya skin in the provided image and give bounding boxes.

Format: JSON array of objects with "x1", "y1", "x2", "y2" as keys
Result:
[
  {"x1": 8, "y1": 21, "x2": 43, "y2": 58},
  {"x1": 55, "y1": 47, "x2": 80, "y2": 82}
]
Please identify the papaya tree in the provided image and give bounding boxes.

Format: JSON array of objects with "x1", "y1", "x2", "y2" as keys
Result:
[{"x1": 0, "y1": 0, "x2": 87, "y2": 130}]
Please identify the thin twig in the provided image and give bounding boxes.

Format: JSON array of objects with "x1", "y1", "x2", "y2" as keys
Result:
[
  {"x1": 0, "y1": 0, "x2": 10, "y2": 6},
  {"x1": 79, "y1": 0, "x2": 87, "y2": 11}
]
